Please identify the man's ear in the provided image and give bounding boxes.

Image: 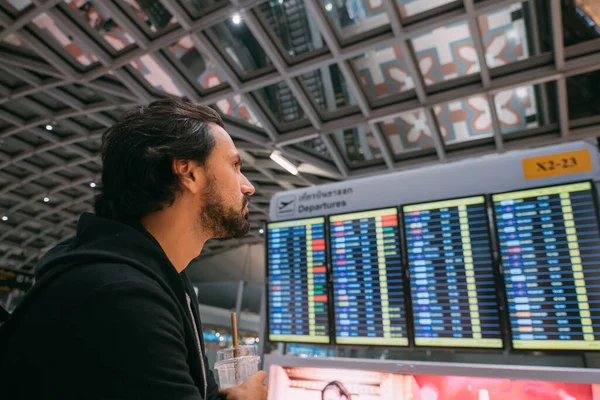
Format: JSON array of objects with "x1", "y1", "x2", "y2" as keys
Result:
[{"x1": 172, "y1": 159, "x2": 206, "y2": 194}]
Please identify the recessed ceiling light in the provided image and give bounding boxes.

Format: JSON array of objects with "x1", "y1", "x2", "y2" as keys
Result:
[
  {"x1": 43, "y1": 197, "x2": 50, "y2": 203},
  {"x1": 45, "y1": 124, "x2": 53, "y2": 131},
  {"x1": 90, "y1": 182, "x2": 96, "y2": 188},
  {"x1": 259, "y1": 228, "x2": 264, "y2": 234},
  {"x1": 232, "y1": 13, "x2": 241, "y2": 25},
  {"x1": 1, "y1": 216, "x2": 7, "y2": 221},
  {"x1": 325, "y1": 3, "x2": 333, "y2": 11}
]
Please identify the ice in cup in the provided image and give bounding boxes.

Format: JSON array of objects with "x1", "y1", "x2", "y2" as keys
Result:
[{"x1": 214, "y1": 344, "x2": 260, "y2": 388}]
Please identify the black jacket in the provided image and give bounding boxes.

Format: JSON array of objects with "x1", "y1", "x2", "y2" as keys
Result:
[{"x1": 0, "y1": 213, "x2": 219, "y2": 399}]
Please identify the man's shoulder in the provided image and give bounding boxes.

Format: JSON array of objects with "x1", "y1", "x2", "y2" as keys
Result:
[{"x1": 37, "y1": 261, "x2": 163, "y2": 304}]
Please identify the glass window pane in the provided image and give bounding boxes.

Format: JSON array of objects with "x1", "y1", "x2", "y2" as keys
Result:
[
  {"x1": 0, "y1": 98, "x2": 37, "y2": 120},
  {"x1": 302, "y1": 64, "x2": 356, "y2": 112},
  {"x1": 168, "y1": 36, "x2": 227, "y2": 91},
  {"x1": 210, "y1": 19, "x2": 272, "y2": 77},
  {"x1": 332, "y1": 124, "x2": 382, "y2": 165},
  {"x1": 380, "y1": 109, "x2": 435, "y2": 155},
  {"x1": 33, "y1": 13, "x2": 99, "y2": 67},
  {"x1": 123, "y1": 0, "x2": 176, "y2": 33},
  {"x1": 298, "y1": 137, "x2": 330, "y2": 158},
  {"x1": 65, "y1": 0, "x2": 136, "y2": 52},
  {"x1": 0, "y1": 66, "x2": 30, "y2": 90},
  {"x1": 567, "y1": 70, "x2": 600, "y2": 121},
  {"x1": 396, "y1": 0, "x2": 458, "y2": 19},
  {"x1": 130, "y1": 56, "x2": 183, "y2": 97},
  {"x1": 259, "y1": 0, "x2": 326, "y2": 58},
  {"x1": 321, "y1": 0, "x2": 389, "y2": 41},
  {"x1": 434, "y1": 95, "x2": 494, "y2": 144},
  {"x1": 216, "y1": 96, "x2": 263, "y2": 127},
  {"x1": 412, "y1": 21, "x2": 480, "y2": 85},
  {"x1": 255, "y1": 82, "x2": 305, "y2": 123},
  {"x1": 62, "y1": 83, "x2": 104, "y2": 103},
  {"x1": 494, "y1": 85, "x2": 541, "y2": 134},
  {"x1": 30, "y1": 92, "x2": 69, "y2": 112},
  {"x1": 479, "y1": 2, "x2": 532, "y2": 69},
  {"x1": 351, "y1": 43, "x2": 415, "y2": 102},
  {"x1": 562, "y1": 0, "x2": 600, "y2": 47},
  {"x1": 180, "y1": 0, "x2": 226, "y2": 19}
]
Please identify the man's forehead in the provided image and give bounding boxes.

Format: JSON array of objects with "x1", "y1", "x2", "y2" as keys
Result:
[{"x1": 210, "y1": 124, "x2": 236, "y2": 153}]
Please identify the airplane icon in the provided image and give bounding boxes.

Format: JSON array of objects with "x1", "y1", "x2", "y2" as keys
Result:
[
  {"x1": 279, "y1": 200, "x2": 294, "y2": 210},
  {"x1": 277, "y1": 196, "x2": 295, "y2": 216}
]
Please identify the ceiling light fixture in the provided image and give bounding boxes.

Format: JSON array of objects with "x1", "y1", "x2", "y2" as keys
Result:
[
  {"x1": 516, "y1": 87, "x2": 528, "y2": 99},
  {"x1": 232, "y1": 13, "x2": 241, "y2": 25},
  {"x1": 90, "y1": 182, "x2": 96, "y2": 188},
  {"x1": 45, "y1": 124, "x2": 53, "y2": 131},
  {"x1": 325, "y1": 3, "x2": 333, "y2": 11},
  {"x1": 43, "y1": 197, "x2": 50, "y2": 203},
  {"x1": 270, "y1": 151, "x2": 298, "y2": 176},
  {"x1": 1, "y1": 216, "x2": 7, "y2": 221},
  {"x1": 259, "y1": 228, "x2": 265, "y2": 234}
]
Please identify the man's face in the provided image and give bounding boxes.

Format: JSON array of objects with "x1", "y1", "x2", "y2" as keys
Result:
[{"x1": 198, "y1": 124, "x2": 255, "y2": 239}]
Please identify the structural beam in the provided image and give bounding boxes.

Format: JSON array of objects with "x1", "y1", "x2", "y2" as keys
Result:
[
  {"x1": 369, "y1": 122, "x2": 395, "y2": 170},
  {"x1": 0, "y1": 0, "x2": 63, "y2": 41},
  {"x1": 320, "y1": 135, "x2": 348, "y2": 178},
  {"x1": 551, "y1": 0, "x2": 569, "y2": 138}
]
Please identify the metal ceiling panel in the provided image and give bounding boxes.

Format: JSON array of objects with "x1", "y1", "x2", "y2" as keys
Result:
[{"x1": 0, "y1": 0, "x2": 597, "y2": 271}]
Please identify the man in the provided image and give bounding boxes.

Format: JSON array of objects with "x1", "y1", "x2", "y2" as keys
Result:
[{"x1": 0, "y1": 98, "x2": 268, "y2": 399}]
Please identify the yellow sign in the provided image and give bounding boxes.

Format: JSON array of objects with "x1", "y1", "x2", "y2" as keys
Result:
[{"x1": 522, "y1": 149, "x2": 593, "y2": 180}]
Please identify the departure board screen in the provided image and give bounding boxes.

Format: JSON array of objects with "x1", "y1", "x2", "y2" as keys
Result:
[
  {"x1": 330, "y1": 208, "x2": 409, "y2": 346},
  {"x1": 493, "y1": 181, "x2": 600, "y2": 351},
  {"x1": 403, "y1": 197, "x2": 503, "y2": 348},
  {"x1": 267, "y1": 218, "x2": 330, "y2": 344}
]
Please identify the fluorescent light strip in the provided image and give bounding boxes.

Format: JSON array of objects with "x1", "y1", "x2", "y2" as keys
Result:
[{"x1": 270, "y1": 151, "x2": 298, "y2": 176}]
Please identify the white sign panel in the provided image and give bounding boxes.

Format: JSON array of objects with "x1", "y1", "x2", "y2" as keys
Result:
[{"x1": 269, "y1": 141, "x2": 600, "y2": 222}]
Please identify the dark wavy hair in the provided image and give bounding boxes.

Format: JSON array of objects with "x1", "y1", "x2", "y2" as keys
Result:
[{"x1": 94, "y1": 97, "x2": 224, "y2": 221}]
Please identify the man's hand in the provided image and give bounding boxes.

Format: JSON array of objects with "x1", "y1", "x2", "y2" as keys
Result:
[{"x1": 218, "y1": 371, "x2": 268, "y2": 400}]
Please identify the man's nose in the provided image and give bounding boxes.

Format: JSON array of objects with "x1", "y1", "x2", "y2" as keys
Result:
[{"x1": 241, "y1": 174, "x2": 255, "y2": 196}]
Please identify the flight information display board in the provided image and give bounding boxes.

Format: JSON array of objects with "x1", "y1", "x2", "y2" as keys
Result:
[
  {"x1": 493, "y1": 181, "x2": 600, "y2": 350},
  {"x1": 267, "y1": 217, "x2": 330, "y2": 344},
  {"x1": 403, "y1": 196, "x2": 504, "y2": 348},
  {"x1": 330, "y1": 208, "x2": 409, "y2": 346}
]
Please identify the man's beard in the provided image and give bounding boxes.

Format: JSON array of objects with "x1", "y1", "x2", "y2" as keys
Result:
[{"x1": 199, "y1": 180, "x2": 250, "y2": 239}]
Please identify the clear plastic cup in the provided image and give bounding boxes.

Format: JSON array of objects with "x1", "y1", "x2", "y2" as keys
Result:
[{"x1": 214, "y1": 345, "x2": 260, "y2": 388}]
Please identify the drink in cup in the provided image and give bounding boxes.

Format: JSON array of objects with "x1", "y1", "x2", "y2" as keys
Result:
[{"x1": 214, "y1": 344, "x2": 260, "y2": 388}]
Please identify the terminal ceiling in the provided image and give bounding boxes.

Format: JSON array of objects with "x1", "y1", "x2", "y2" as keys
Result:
[{"x1": 0, "y1": 0, "x2": 599, "y2": 274}]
